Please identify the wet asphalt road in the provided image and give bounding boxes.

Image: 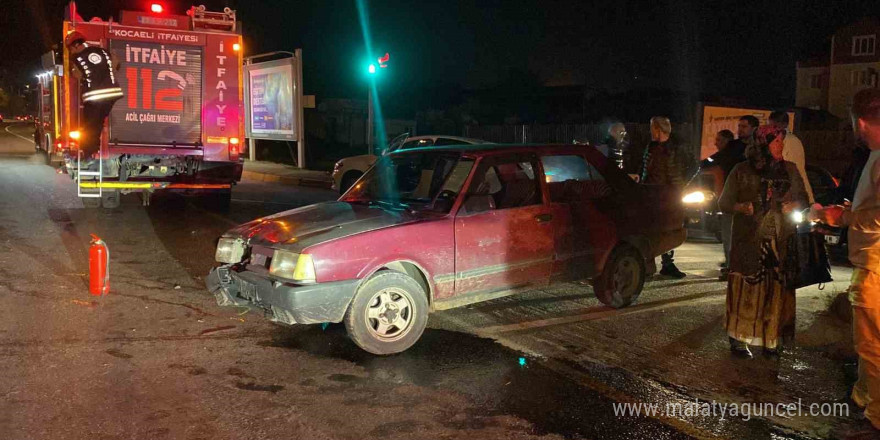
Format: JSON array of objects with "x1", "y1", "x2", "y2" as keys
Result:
[{"x1": 0, "y1": 121, "x2": 867, "y2": 439}]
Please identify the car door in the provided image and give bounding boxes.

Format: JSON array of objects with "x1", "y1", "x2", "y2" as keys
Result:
[
  {"x1": 453, "y1": 153, "x2": 555, "y2": 295},
  {"x1": 541, "y1": 153, "x2": 617, "y2": 279}
]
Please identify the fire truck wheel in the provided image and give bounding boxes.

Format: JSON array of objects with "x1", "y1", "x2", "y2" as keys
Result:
[
  {"x1": 82, "y1": 197, "x2": 101, "y2": 209},
  {"x1": 36, "y1": 150, "x2": 50, "y2": 166},
  {"x1": 101, "y1": 190, "x2": 121, "y2": 209}
]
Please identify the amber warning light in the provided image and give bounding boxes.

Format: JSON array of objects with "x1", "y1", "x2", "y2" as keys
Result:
[{"x1": 150, "y1": 3, "x2": 164, "y2": 14}]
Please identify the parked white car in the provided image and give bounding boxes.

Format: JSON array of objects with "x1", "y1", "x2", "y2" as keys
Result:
[{"x1": 331, "y1": 134, "x2": 487, "y2": 193}]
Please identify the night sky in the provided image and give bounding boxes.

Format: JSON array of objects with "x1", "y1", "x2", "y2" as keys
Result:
[{"x1": 2, "y1": 0, "x2": 878, "y2": 113}]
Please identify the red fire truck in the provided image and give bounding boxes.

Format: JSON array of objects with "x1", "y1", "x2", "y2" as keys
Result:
[{"x1": 34, "y1": 2, "x2": 244, "y2": 208}]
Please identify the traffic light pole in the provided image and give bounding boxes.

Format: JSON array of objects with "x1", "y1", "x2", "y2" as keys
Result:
[{"x1": 367, "y1": 86, "x2": 373, "y2": 155}]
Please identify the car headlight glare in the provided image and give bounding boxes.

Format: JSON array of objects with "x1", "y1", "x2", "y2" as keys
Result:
[
  {"x1": 269, "y1": 250, "x2": 299, "y2": 279},
  {"x1": 682, "y1": 191, "x2": 706, "y2": 204},
  {"x1": 215, "y1": 237, "x2": 245, "y2": 264},
  {"x1": 791, "y1": 210, "x2": 805, "y2": 224},
  {"x1": 269, "y1": 251, "x2": 317, "y2": 283},
  {"x1": 292, "y1": 254, "x2": 317, "y2": 282}
]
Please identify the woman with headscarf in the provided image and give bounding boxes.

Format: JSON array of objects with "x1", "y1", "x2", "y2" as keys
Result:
[{"x1": 718, "y1": 125, "x2": 809, "y2": 357}]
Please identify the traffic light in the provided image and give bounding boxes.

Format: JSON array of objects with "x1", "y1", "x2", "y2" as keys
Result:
[{"x1": 366, "y1": 53, "x2": 389, "y2": 75}]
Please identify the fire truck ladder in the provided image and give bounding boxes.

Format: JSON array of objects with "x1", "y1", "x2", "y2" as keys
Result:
[{"x1": 76, "y1": 152, "x2": 102, "y2": 199}]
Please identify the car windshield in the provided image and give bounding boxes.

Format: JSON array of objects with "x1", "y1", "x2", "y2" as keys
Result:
[{"x1": 341, "y1": 151, "x2": 474, "y2": 213}]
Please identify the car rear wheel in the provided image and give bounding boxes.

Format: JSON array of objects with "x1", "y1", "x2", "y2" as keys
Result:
[
  {"x1": 340, "y1": 171, "x2": 363, "y2": 195},
  {"x1": 344, "y1": 271, "x2": 429, "y2": 355},
  {"x1": 594, "y1": 245, "x2": 645, "y2": 309}
]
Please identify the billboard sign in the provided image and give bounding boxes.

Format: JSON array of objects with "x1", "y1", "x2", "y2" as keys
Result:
[
  {"x1": 108, "y1": 40, "x2": 203, "y2": 145},
  {"x1": 698, "y1": 105, "x2": 795, "y2": 160},
  {"x1": 245, "y1": 58, "x2": 297, "y2": 140}
]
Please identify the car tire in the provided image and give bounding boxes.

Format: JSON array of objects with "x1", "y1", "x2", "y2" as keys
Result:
[
  {"x1": 340, "y1": 171, "x2": 363, "y2": 195},
  {"x1": 344, "y1": 271, "x2": 429, "y2": 355},
  {"x1": 593, "y1": 245, "x2": 646, "y2": 309}
]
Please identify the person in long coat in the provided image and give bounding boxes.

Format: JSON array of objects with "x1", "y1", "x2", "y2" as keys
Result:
[{"x1": 718, "y1": 125, "x2": 809, "y2": 357}]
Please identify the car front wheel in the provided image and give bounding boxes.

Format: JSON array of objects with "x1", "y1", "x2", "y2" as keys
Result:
[
  {"x1": 344, "y1": 271, "x2": 429, "y2": 355},
  {"x1": 339, "y1": 171, "x2": 363, "y2": 195},
  {"x1": 593, "y1": 245, "x2": 646, "y2": 308}
]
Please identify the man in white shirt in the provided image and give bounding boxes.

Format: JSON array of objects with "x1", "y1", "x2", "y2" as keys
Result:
[
  {"x1": 813, "y1": 88, "x2": 880, "y2": 430},
  {"x1": 770, "y1": 111, "x2": 814, "y2": 203}
]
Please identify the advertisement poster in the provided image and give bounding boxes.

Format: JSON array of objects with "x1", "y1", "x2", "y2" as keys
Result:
[
  {"x1": 248, "y1": 63, "x2": 295, "y2": 139},
  {"x1": 699, "y1": 105, "x2": 795, "y2": 159},
  {"x1": 108, "y1": 41, "x2": 202, "y2": 145}
]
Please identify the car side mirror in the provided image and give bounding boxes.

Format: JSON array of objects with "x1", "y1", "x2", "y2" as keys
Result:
[{"x1": 463, "y1": 193, "x2": 495, "y2": 214}]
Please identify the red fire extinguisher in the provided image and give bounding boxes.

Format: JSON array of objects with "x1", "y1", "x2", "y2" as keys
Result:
[{"x1": 89, "y1": 234, "x2": 110, "y2": 296}]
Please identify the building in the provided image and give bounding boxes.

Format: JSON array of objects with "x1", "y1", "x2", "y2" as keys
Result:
[{"x1": 796, "y1": 18, "x2": 879, "y2": 119}]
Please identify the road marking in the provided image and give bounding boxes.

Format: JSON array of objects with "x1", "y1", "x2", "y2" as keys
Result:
[
  {"x1": 185, "y1": 202, "x2": 239, "y2": 227},
  {"x1": 476, "y1": 287, "x2": 725, "y2": 335},
  {"x1": 4, "y1": 123, "x2": 35, "y2": 144}
]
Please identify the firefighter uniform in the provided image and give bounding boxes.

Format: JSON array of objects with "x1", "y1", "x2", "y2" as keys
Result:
[{"x1": 71, "y1": 45, "x2": 123, "y2": 156}]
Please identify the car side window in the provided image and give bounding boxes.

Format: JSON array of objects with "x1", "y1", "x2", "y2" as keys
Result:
[
  {"x1": 541, "y1": 154, "x2": 610, "y2": 203},
  {"x1": 461, "y1": 156, "x2": 542, "y2": 214},
  {"x1": 435, "y1": 138, "x2": 472, "y2": 146},
  {"x1": 401, "y1": 139, "x2": 434, "y2": 149}
]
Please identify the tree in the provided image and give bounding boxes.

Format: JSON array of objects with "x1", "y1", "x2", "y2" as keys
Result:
[{"x1": 0, "y1": 88, "x2": 9, "y2": 111}]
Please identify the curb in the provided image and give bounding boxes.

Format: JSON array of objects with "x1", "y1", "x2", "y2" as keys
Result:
[{"x1": 241, "y1": 169, "x2": 333, "y2": 189}]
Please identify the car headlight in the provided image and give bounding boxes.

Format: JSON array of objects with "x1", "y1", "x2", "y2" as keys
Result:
[
  {"x1": 269, "y1": 250, "x2": 316, "y2": 283},
  {"x1": 682, "y1": 191, "x2": 706, "y2": 204},
  {"x1": 215, "y1": 237, "x2": 246, "y2": 264},
  {"x1": 791, "y1": 210, "x2": 805, "y2": 224}
]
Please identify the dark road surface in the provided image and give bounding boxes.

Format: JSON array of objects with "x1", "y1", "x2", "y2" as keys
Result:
[{"x1": 0, "y1": 121, "x2": 865, "y2": 439}]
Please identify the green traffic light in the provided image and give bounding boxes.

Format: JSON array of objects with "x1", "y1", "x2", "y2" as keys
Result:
[{"x1": 368, "y1": 63, "x2": 377, "y2": 74}]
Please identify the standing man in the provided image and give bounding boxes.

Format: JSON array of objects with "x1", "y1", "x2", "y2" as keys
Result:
[
  {"x1": 65, "y1": 31, "x2": 123, "y2": 163},
  {"x1": 812, "y1": 89, "x2": 880, "y2": 430},
  {"x1": 770, "y1": 111, "x2": 814, "y2": 203},
  {"x1": 714, "y1": 115, "x2": 757, "y2": 278},
  {"x1": 640, "y1": 116, "x2": 694, "y2": 278},
  {"x1": 597, "y1": 122, "x2": 629, "y2": 169}
]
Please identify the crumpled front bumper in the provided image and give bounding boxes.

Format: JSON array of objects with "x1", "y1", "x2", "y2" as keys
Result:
[{"x1": 205, "y1": 266, "x2": 359, "y2": 325}]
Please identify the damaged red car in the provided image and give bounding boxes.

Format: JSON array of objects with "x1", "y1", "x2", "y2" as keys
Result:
[{"x1": 207, "y1": 144, "x2": 686, "y2": 354}]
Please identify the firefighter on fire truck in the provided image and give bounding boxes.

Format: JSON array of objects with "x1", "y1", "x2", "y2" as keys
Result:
[{"x1": 64, "y1": 30, "x2": 123, "y2": 166}]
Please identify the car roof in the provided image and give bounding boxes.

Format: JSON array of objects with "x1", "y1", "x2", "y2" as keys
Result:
[
  {"x1": 404, "y1": 135, "x2": 487, "y2": 144},
  {"x1": 390, "y1": 143, "x2": 595, "y2": 155}
]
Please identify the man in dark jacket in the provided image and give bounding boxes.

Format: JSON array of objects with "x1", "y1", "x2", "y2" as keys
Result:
[
  {"x1": 640, "y1": 116, "x2": 695, "y2": 278},
  {"x1": 702, "y1": 115, "x2": 757, "y2": 279}
]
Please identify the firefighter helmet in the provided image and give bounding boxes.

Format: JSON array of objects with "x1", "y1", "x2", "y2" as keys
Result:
[{"x1": 64, "y1": 31, "x2": 87, "y2": 48}]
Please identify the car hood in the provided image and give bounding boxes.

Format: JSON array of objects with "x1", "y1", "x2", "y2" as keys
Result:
[
  {"x1": 224, "y1": 201, "x2": 418, "y2": 251},
  {"x1": 341, "y1": 154, "x2": 378, "y2": 166}
]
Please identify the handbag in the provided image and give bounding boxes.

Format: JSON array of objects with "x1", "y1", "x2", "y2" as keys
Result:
[{"x1": 783, "y1": 224, "x2": 833, "y2": 289}]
